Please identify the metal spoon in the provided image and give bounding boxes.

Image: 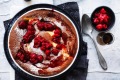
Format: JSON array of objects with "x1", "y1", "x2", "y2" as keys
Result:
[{"x1": 82, "y1": 14, "x2": 108, "y2": 70}]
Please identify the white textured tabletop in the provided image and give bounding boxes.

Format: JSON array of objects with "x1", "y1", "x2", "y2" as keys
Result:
[{"x1": 0, "y1": 0, "x2": 120, "y2": 80}]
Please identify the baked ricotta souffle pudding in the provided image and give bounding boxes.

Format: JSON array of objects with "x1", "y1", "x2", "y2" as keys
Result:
[{"x1": 9, "y1": 9, "x2": 78, "y2": 77}]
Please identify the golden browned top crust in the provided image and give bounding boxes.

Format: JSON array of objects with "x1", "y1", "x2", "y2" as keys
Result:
[{"x1": 9, "y1": 9, "x2": 78, "y2": 77}]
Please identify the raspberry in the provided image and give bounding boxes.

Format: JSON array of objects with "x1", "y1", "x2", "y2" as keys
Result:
[
  {"x1": 54, "y1": 34, "x2": 61, "y2": 37},
  {"x1": 95, "y1": 13, "x2": 100, "y2": 17},
  {"x1": 56, "y1": 44, "x2": 64, "y2": 50},
  {"x1": 44, "y1": 23, "x2": 54, "y2": 31},
  {"x1": 45, "y1": 50, "x2": 51, "y2": 56},
  {"x1": 16, "y1": 52, "x2": 24, "y2": 61},
  {"x1": 93, "y1": 18, "x2": 99, "y2": 24},
  {"x1": 24, "y1": 51, "x2": 31, "y2": 61},
  {"x1": 30, "y1": 53, "x2": 37, "y2": 59},
  {"x1": 40, "y1": 46, "x2": 46, "y2": 51},
  {"x1": 46, "y1": 43, "x2": 53, "y2": 49},
  {"x1": 18, "y1": 20, "x2": 28, "y2": 29},
  {"x1": 37, "y1": 22, "x2": 45, "y2": 30},
  {"x1": 37, "y1": 55, "x2": 44, "y2": 63},
  {"x1": 100, "y1": 8, "x2": 106, "y2": 14},
  {"x1": 52, "y1": 37, "x2": 61, "y2": 44},
  {"x1": 23, "y1": 33, "x2": 35, "y2": 43},
  {"x1": 29, "y1": 53, "x2": 38, "y2": 64},
  {"x1": 51, "y1": 49, "x2": 59, "y2": 55},
  {"x1": 27, "y1": 25, "x2": 35, "y2": 31},
  {"x1": 30, "y1": 58, "x2": 38, "y2": 64},
  {"x1": 54, "y1": 29, "x2": 61, "y2": 35},
  {"x1": 42, "y1": 42, "x2": 47, "y2": 47},
  {"x1": 96, "y1": 24, "x2": 103, "y2": 30},
  {"x1": 33, "y1": 37, "x2": 42, "y2": 48},
  {"x1": 103, "y1": 24, "x2": 108, "y2": 29}
]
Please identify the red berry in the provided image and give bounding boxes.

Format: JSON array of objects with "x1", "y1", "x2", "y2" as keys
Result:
[
  {"x1": 42, "y1": 42, "x2": 47, "y2": 47},
  {"x1": 37, "y1": 22, "x2": 45, "y2": 30},
  {"x1": 30, "y1": 58, "x2": 38, "y2": 64},
  {"x1": 52, "y1": 37, "x2": 61, "y2": 44},
  {"x1": 30, "y1": 53, "x2": 37, "y2": 59},
  {"x1": 18, "y1": 20, "x2": 28, "y2": 29},
  {"x1": 40, "y1": 46, "x2": 46, "y2": 51},
  {"x1": 23, "y1": 33, "x2": 35, "y2": 43},
  {"x1": 56, "y1": 44, "x2": 63, "y2": 50},
  {"x1": 93, "y1": 18, "x2": 99, "y2": 24},
  {"x1": 27, "y1": 25, "x2": 35, "y2": 31},
  {"x1": 95, "y1": 13, "x2": 100, "y2": 17},
  {"x1": 54, "y1": 29, "x2": 61, "y2": 35},
  {"x1": 33, "y1": 37, "x2": 42, "y2": 48},
  {"x1": 16, "y1": 52, "x2": 22, "y2": 59},
  {"x1": 54, "y1": 34, "x2": 60, "y2": 37},
  {"x1": 44, "y1": 23, "x2": 54, "y2": 31},
  {"x1": 46, "y1": 43, "x2": 53, "y2": 49},
  {"x1": 29, "y1": 53, "x2": 38, "y2": 64},
  {"x1": 37, "y1": 55, "x2": 44, "y2": 63},
  {"x1": 100, "y1": 8, "x2": 106, "y2": 14},
  {"x1": 16, "y1": 52, "x2": 25, "y2": 62},
  {"x1": 45, "y1": 50, "x2": 51, "y2": 56},
  {"x1": 103, "y1": 24, "x2": 108, "y2": 29},
  {"x1": 96, "y1": 24, "x2": 103, "y2": 30},
  {"x1": 51, "y1": 49, "x2": 59, "y2": 55},
  {"x1": 24, "y1": 51, "x2": 31, "y2": 60}
]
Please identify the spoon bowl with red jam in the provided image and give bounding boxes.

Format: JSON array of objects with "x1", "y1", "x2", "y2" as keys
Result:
[{"x1": 91, "y1": 6, "x2": 115, "y2": 32}]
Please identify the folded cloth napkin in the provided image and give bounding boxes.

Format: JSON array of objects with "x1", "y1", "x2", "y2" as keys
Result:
[{"x1": 4, "y1": 2, "x2": 88, "y2": 80}]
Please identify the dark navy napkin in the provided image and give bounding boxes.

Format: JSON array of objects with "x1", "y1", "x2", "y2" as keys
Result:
[{"x1": 4, "y1": 2, "x2": 88, "y2": 80}]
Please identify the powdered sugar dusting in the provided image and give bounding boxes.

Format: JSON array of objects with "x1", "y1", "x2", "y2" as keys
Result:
[
  {"x1": 15, "y1": 27, "x2": 26, "y2": 36},
  {"x1": 35, "y1": 63, "x2": 47, "y2": 68},
  {"x1": 30, "y1": 65, "x2": 39, "y2": 74}
]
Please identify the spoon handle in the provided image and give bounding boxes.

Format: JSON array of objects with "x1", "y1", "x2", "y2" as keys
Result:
[{"x1": 89, "y1": 34, "x2": 108, "y2": 70}]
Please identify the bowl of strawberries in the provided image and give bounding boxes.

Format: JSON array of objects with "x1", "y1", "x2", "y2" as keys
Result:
[{"x1": 91, "y1": 6, "x2": 115, "y2": 31}]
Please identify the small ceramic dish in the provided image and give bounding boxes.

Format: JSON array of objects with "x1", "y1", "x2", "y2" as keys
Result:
[{"x1": 91, "y1": 6, "x2": 115, "y2": 32}]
